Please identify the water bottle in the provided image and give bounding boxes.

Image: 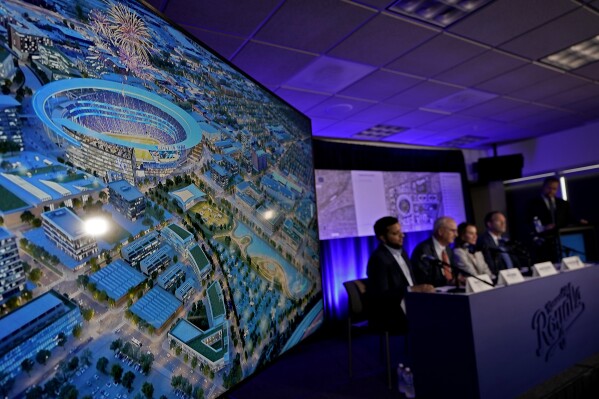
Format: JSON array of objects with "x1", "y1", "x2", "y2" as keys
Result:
[
  {"x1": 404, "y1": 367, "x2": 415, "y2": 398},
  {"x1": 533, "y1": 216, "x2": 543, "y2": 233},
  {"x1": 397, "y1": 363, "x2": 406, "y2": 393}
]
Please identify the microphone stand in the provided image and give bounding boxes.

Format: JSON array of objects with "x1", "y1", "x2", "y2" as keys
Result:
[{"x1": 426, "y1": 257, "x2": 495, "y2": 292}]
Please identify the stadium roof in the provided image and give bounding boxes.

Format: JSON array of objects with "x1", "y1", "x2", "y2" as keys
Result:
[
  {"x1": 108, "y1": 180, "x2": 144, "y2": 202},
  {"x1": 41, "y1": 207, "x2": 87, "y2": 239},
  {"x1": 32, "y1": 78, "x2": 202, "y2": 150},
  {"x1": 130, "y1": 286, "x2": 181, "y2": 329},
  {"x1": 89, "y1": 259, "x2": 146, "y2": 301}
]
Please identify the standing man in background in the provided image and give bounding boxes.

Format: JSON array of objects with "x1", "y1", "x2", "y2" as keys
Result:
[
  {"x1": 410, "y1": 216, "x2": 458, "y2": 287},
  {"x1": 367, "y1": 216, "x2": 433, "y2": 334}
]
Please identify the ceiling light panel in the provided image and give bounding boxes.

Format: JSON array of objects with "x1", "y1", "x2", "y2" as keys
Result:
[
  {"x1": 541, "y1": 35, "x2": 599, "y2": 70},
  {"x1": 387, "y1": 0, "x2": 495, "y2": 28}
]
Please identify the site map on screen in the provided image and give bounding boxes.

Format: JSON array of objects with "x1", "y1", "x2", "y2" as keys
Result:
[{"x1": 315, "y1": 170, "x2": 467, "y2": 240}]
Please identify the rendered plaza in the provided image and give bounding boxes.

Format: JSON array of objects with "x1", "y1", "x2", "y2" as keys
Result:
[{"x1": 0, "y1": 0, "x2": 322, "y2": 398}]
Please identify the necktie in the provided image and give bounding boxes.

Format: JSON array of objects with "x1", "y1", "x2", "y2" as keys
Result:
[{"x1": 441, "y1": 249, "x2": 453, "y2": 281}]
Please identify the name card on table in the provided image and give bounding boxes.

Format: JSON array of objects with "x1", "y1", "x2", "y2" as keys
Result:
[
  {"x1": 497, "y1": 268, "x2": 525, "y2": 286},
  {"x1": 562, "y1": 256, "x2": 584, "y2": 270},
  {"x1": 465, "y1": 274, "x2": 494, "y2": 293},
  {"x1": 532, "y1": 262, "x2": 558, "y2": 277}
]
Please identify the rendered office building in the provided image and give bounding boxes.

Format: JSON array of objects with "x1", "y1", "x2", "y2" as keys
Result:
[
  {"x1": 169, "y1": 281, "x2": 229, "y2": 371},
  {"x1": 0, "y1": 290, "x2": 82, "y2": 382},
  {"x1": 0, "y1": 95, "x2": 23, "y2": 152},
  {"x1": 121, "y1": 230, "x2": 160, "y2": 269},
  {"x1": 41, "y1": 207, "x2": 98, "y2": 262},
  {"x1": 175, "y1": 279, "x2": 195, "y2": 303},
  {"x1": 140, "y1": 244, "x2": 172, "y2": 276},
  {"x1": 161, "y1": 223, "x2": 195, "y2": 254},
  {"x1": 108, "y1": 180, "x2": 146, "y2": 221},
  {"x1": 157, "y1": 262, "x2": 186, "y2": 291},
  {"x1": 0, "y1": 227, "x2": 25, "y2": 303}
]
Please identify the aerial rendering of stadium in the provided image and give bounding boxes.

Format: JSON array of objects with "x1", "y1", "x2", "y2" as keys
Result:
[{"x1": 33, "y1": 78, "x2": 202, "y2": 182}]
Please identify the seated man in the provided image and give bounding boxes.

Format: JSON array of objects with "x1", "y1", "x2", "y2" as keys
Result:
[
  {"x1": 367, "y1": 216, "x2": 433, "y2": 333},
  {"x1": 477, "y1": 211, "x2": 520, "y2": 276},
  {"x1": 410, "y1": 216, "x2": 458, "y2": 287}
]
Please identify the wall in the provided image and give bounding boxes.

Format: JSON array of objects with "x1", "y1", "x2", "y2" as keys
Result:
[{"x1": 496, "y1": 121, "x2": 599, "y2": 176}]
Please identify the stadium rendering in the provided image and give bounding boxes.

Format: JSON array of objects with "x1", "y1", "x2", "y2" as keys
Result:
[{"x1": 32, "y1": 78, "x2": 203, "y2": 182}]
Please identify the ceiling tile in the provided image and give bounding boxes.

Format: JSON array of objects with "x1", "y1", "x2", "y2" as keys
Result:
[
  {"x1": 459, "y1": 97, "x2": 523, "y2": 118},
  {"x1": 567, "y1": 95, "x2": 599, "y2": 114},
  {"x1": 508, "y1": 74, "x2": 588, "y2": 101},
  {"x1": 254, "y1": 0, "x2": 375, "y2": 53},
  {"x1": 474, "y1": 64, "x2": 562, "y2": 95},
  {"x1": 338, "y1": 70, "x2": 422, "y2": 101},
  {"x1": 448, "y1": 0, "x2": 577, "y2": 47},
  {"x1": 231, "y1": 41, "x2": 317, "y2": 86},
  {"x1": 571, "y1": 60, "x2": 599, "y2": 80},
  {"x1": 384, "y1": 109, "x2": 446, "y2": 128},
  {"x1": 346, "y1": 103, "x2": 412, "y2": 123},
  {"x1": 386, "y1": 34, "x2": 487, "y2": 77},
  {"x1": 381, "y1": 128, "x2": 437, "y2": 144},
  {"x1": 499, "y1": 8, "x2": 599, "y2": 59},
  {"x1": 418, "y1": 115, "x2": 480, "y2": 132},
  {"x1": 345, "y1": 0, "x2": 397, "y2": 10},
  {"x1": 384, "y1": 81, "x2": 462, "y2": 107},
  {"x1": 274, "y1": 88, "x2": 330, "y2": 112},
  {"x1": 540, "y1": 84, "x2": 599, "y2": 108},
  {"x1": 284, "y1": 56, "x2": 376, "y2": 93},
  {"x1": 314, "y1": 120, "x2": 374, "y2": 138},
  {"x1": 433, "y1": 50, "x2": 526, "y2": 86},
  {"x1": 179, "y1": 27, "x2": 245, "y2": 60},
  {"x1": 328, "y1": 14, "x2": 439, "y2": 67},
  {"x1": 489, "y1": 103, "x2": 551, "y2": 122},
  {"x1": 163, "y1": 0, "x2": 281, "y2": 36},
  {"x1": 310, "y1": 117, "x2": 339, "y2": 133},
  {"x1": 305, "y1": 97, "x2": 375, "y2": 120}
]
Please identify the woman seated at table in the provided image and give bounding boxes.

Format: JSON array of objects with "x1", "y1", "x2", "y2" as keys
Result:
[{"x1": 453, "y1": 222, "x2": 494, "y2": 279}]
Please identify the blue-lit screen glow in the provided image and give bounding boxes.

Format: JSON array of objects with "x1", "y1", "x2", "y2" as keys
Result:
[{"x1": 0, "y1": 0, "x2": 321, "y2": 395}]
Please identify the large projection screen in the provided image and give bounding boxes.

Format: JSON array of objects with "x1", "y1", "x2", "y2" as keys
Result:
[
  {"x1": 0, "y1": 0, "x2": 321, "y2": 397},
  {"x1": 315, "y1": 169, "x2": 467, "y2": 240}
]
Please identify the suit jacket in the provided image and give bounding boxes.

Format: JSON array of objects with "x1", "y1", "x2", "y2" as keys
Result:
[
  {"x1": 410, "y1": 237, "x2": 454, "y2": 287},
  {"x1": 453, "y1": 246, "x2": 493, "y2": 278},
  {"x1": 477, "y1": 231, "x2": 520, "y2": 276},
  {"x1": 366, "y1": 244, "x2": 414, "y2": 333},
  {"x1": 527, "y1": 195, "x2": 572, "y2": 229}
]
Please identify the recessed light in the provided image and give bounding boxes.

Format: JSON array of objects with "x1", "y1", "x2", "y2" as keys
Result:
[
  {"x1": 541, "y1": 35, "x2": 599, "y2": 70},
  {"x1": 387, "y1": 0, "x2": 495, "y2": 28}
]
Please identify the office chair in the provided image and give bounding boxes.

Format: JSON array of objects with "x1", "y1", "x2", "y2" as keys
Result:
[{"x1": 343, "y1": 278, "x2": 393, "y2": 390}]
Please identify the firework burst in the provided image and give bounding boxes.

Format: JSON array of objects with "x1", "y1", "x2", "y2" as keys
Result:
[{"x1": 107, "y1": 3, "x2": 153, "y2": 62}]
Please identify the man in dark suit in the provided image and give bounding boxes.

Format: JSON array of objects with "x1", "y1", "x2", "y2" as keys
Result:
[
  {"x1": 478, "y1": 211, "x2": 520, "y2": 276},
  {"x1": 410, "y1": 216, "x2": 458, "y2": 287},
  {"x1": 367, "y1": 216, "x2": 433, "y2": 333},
  {"x1": 527, "y1": 176, "x2": 585, "y2": 262}
]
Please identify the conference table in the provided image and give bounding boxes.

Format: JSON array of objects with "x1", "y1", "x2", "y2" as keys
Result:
[{"x1": 405, "y1": 264, "x2": 599, "y2": 399}]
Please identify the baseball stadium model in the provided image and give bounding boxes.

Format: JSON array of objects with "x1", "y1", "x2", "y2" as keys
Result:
[{"x1": 33, "y1": 78, "x2": 202, "y2": 181}]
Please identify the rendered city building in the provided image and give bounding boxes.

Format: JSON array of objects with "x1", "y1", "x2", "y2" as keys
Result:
[
  {"x1": 252, "y1": 149, "x2": 268, "y2": 172},
  {"x1": 8, "y1": 23, "x2": 53, "y2": 59},
  {"x1": 157, "y1": 262, "x2": 186, "y2": 291},
  {"x1": 0, "y1": 95, "x2": 23, "y2": 151},
  {"x1": 89, "y1": 259, "x2": 146, "y2": 305},
  {"x1": 0, "y1": 290, "x2": 82, "y2": 382},
  {"x1": 168, "y1": 184, "x2": 205, "y2": 211},
  {"x1": 121, "y1": 230, "x2": 161, "y2": 269},
  {"x1": 140, "y1": 244, "x2": 173, "y2": 276},
  {"x1": 168, "y1": 281, "x2": 229, "y2": 371},
  {"x1": 108, "y1": 179, "x2": 146, "y2": 221},
  {"x1": 0, "y1": 48, "x2": 17, "y2": 80},
  {"x1": 41, "y1": 207, "x2": 98, "y2": 263},
  {"x1": 175, "y1": 279, "x2": 195, "y2": 303},
  {"x1": 0, "y1": 227, "x2": 25, "y2": 303},
  {"x1": 129, "y1": 286, "x2": 182, "y2": 334},
  {"x1": 161, "y1": 223, "x2": 195, "y2": 254},
  {"x1": 188, "y1": 243, "x2": 211, "y2": 281}
]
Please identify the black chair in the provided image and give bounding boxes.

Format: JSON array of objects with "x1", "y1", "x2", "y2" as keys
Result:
[{"x1": 343, "y1": 278, "x2": 393, "y2": 389}]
